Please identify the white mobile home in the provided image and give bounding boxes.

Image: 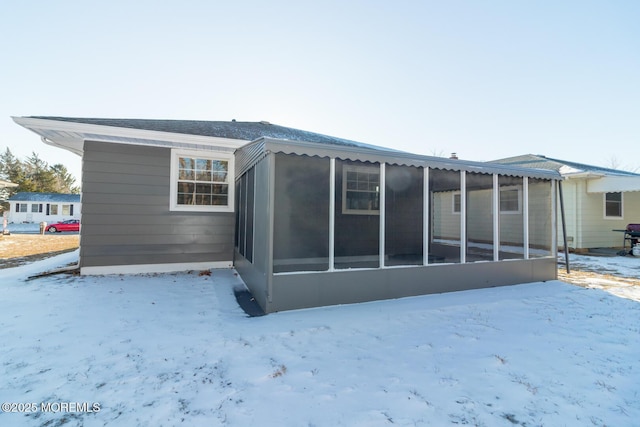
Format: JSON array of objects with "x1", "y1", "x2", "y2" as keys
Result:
[{"x1": 8, "y1": 192, "x2": 81, "y2": 224}]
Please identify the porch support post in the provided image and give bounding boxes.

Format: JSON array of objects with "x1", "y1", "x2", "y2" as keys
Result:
[
  {"x1": 423, "y1": 167, "x2": 430, "y2": 265},
  {"x1": 329, "y1": 158, "x2": 336, "y2": 272},
  {"x1": 379, "y1": 163, "x2": 386, "y2": 268},
  {"x1": 523, "y1": 177, "x2": 530, "y2": 259},
  {"x1": 460, "y1": 170, "x2": 466, "y2": 264},
  {"x1": 493, "y1": 174, "x2": 500, "y2": 261},
  {"x1": 267, "y1": 153, "x2": 276, "y2": 303},
  {"x1": 558, "y1": 180, "x2": 570, "y2": 273}
]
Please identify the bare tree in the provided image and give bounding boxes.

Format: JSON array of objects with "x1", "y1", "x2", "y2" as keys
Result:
[{"x1": 605, "y1": 156, "x2": 639, "y2": 173}]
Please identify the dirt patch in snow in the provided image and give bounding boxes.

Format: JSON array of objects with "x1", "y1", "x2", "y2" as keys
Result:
[
  {"x1": 558, "y1": 268, "x2": 640, "y2": 288},
  {"x1": 0, "y1": 233, "x2": 79, "y2": 269}
]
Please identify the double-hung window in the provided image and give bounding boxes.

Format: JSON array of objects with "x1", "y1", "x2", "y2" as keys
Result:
[
  {"x1": 170, "y1": 149, "x2": 234, "y2": 212},
  {"x1": 342, "y1": 164, "x2": 380, "y2": 215},
  {"x1": 500, "y1": 187, "x2": 521, "y2": 213},
  {"x1": 452, "y1": 193, "x2": 461, "y2": 214},
  {"x1": 604, "y1": 192, "x2": 622, "y2": 218}
]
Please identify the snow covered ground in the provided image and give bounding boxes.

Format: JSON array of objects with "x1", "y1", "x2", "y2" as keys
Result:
[
  {"x1": 563, "y1": 253, "x2": 640, "y2": 302},
  {"x1": 1, "y1": 252, "x2": 639, "y2": 426},
  {"x1": 4, "y1": 223, "x2": 42, "y2": 234}
]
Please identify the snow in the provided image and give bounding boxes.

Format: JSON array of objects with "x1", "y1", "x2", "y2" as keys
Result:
[
  {"x1": 4, "y1": 223, "x2": 41, "y2": 234},
  {"x1": 558, "y1": 164, "x2": 585, "y2": 175},
  {"x1": 563, "y1": 253, "x2": 640, "y2": 302},
  {"x1": 1, "y1": 252, "x2": 639, "y2": 426}
]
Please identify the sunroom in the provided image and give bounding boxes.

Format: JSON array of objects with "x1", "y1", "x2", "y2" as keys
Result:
[{"x1": 234, "y1": 138, "x2": 561, "y2": 313}]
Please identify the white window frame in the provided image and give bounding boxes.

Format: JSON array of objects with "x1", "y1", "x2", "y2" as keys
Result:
[
  {"x1": 499, "y1": 186, "x2": 522, "y2": 214},
  {"x1": 604, "y1": 192, "x2": 623, "y2": 219},
  {"x1": 452, "y1": 192, "x2": 461, "y2": 214},
  {"x1": 50, "y1": 204, "x2": 58, "y2": 215},
  {"x1": 170, "y1": 149, "x2": 235, "y2": 213},
  {"x1": 342, "y1": 164, "x2": 380, "y2": 215},
  {"x1": 17, "y1": 203, "x2": 28, "y2": 213},
  {"x1": 62, "y1": 204, "x2": 71, "y2": 215}
]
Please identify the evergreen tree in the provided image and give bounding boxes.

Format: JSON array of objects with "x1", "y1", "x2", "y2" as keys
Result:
[
  {"x1": 50, "y1": 163, "x2": 80, "y2": 194},
  {"x1": 26, "y1": 152, "x2": 57, "y2": 192},
  {"x1": 0, "y1": 148, "x2": 79, "y2": 195}
]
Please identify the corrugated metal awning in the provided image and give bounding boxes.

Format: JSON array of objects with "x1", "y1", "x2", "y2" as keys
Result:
[
  {"x1": 587, "y1": 176, "x2": 640, "y2": 193},
  {"x1": 236, "y1": 137, "x2": 562, "y2": 181}
]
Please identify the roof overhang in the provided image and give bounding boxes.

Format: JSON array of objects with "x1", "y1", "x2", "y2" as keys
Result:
[
  {"x1": 12, "y1": 116, "x2": 246, "y2": 156},
  {"x1": 587, "y1": 176, "x2": 640, "y2": 193}
]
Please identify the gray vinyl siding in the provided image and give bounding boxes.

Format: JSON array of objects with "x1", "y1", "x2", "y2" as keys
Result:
[{"x1": 80, "y1": 140, "x2": 234, "y2": 269}]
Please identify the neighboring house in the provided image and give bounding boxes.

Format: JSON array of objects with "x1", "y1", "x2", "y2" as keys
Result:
[
  {"x1": 14, "y1": 116, "x2": 561, "y2": 313},
  {"x1": 7, "y1": 192, "x2": 81, "y2": 224},
  {"x1": 492, "y1": 154, "x2": 640, "y2": 251}
]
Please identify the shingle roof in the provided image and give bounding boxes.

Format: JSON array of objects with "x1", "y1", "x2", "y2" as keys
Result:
[
  {"x1": 29, "y1": 116, "x2": 394, "y2": 152},
  {"x1": 491, "y1": 154, "x2": 640, "y2": 177},
  {"x1": 8, "y1": 192, "x2": 81, "y2": 202}
]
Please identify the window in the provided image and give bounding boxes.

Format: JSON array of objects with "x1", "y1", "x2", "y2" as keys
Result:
[
  {"x1": 170, "y1": 149, "x2": 234, "y2": 212},
  {"x1": 50, "y1": 204, "x2": 58, "y2": 215},
  {"x1": 31, "y1": 204, "x2": 42, "y2": 213},
  {"x1": 342, "y1": 164, "x2": 380, "y2": 215},
  {"x1": 62, "y1": 204, "x2": 71, "y2": 215},
  {"x1": 605, "y1": 192, "x2": 622, "y2": 218},
  {"x1": 16, "y1": 203, "x2": 27, "y2": 213},
  {"x1": 452, "y1": 193, "x2": 461, "y2": 213},
  {"x1": 500, "y1": 187, "x2": 521, "y2": 213}
]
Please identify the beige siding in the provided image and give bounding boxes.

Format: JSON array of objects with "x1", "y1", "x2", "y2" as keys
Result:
[
  {"x1": 558, "y1": 177, "x2": 640, "y2": 249},
  {"x1": 432, "y1": 192, "x2": 460, "y2": 240}
]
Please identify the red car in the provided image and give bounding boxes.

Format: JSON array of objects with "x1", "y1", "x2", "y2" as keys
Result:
[{"x1": 46, "y1": 219, "x2": 80, "y2": 233}]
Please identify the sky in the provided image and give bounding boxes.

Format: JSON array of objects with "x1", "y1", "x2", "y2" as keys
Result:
[{"x1": 1, "y1": 1, "x2": 639, "y2": 182}]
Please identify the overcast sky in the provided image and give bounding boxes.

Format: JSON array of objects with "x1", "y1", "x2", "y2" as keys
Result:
[{"x1": 2, "y1": 1, "x2": 639, "y2": 181}]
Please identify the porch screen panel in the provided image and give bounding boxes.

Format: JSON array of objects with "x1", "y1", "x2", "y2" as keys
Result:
[
  {"x1": 528, "y1": 178, "x2": 553, "y2": 258},
  {"x1": 273, "y1": 154, "x2": 330, "y2": 273},
  {"x1": 238, "y1": 174, "x2": 247, "y2": 257},
  {"x1": 498, "y1": 175, "x2": 524, "y2": 259},
  {"x1": 429, "y1": 168, "x2": 461, "y2": 264},
  {"x1": 385, "y1": 165, "x2": 423, "y2": 266},
  {"x1": 465, "y1": 172, "x2": 494, "y2": 262},
  {"x1": 234, "y1": 178, "x2": 240, "y2": 249},
  {"x1": 335, "y1": 159, "x2": 380, "y2": 269},
  {"x1": 245, "y1": 167, "x2": 255, "y2": 263}
]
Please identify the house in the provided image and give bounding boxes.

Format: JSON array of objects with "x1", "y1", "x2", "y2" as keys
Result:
[
  {"x1": 13, "y1": 116, "x2": 562, "y2": 313},
  {"x1": 492, "y1": 154, "x2": 640, "y2": 251},
  {"x1": 7, "y1": 192, "x2": 81, "y2": 224}
]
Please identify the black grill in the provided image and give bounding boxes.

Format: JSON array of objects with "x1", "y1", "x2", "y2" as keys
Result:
[{"x1": 617, "y1": 224, "x2": 640, "y2": 255}]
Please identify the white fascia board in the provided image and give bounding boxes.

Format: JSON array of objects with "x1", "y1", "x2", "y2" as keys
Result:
[
  {"x1": 587, "y1": 176, "x2": 640, "y2": 193},
  {"x1": 80, "y1": 260, "x2": 234, "y2": 275},
  {"x1": 12, "y1": 116, "x2": 247, "y2": 155}
]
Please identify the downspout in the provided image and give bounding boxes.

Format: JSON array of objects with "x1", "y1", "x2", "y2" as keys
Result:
[{"x1": 558, "y1": 180, "x2": 570, "y2": 274}]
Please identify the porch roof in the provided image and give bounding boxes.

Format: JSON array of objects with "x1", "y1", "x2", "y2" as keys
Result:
[{"x1": 236, "y1": 137, "x2": 562, "y2": 181}]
